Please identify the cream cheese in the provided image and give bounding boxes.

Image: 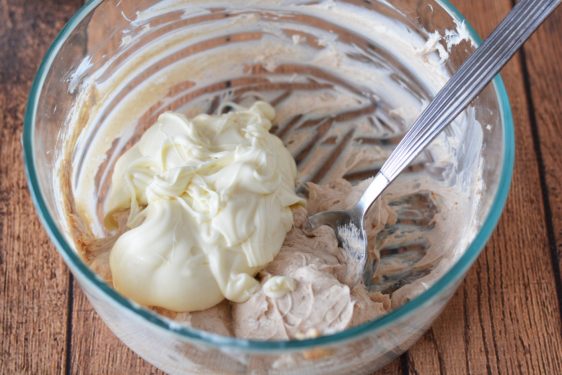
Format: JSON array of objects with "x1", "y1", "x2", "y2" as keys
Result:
[{"x1": 105, "y1": 102, "x2": 303, "y2": 312}]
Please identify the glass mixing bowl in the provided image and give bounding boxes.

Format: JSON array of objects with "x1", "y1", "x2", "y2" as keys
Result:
[{"x1": 24, "y1": 0, "x2": 514, "y2": 373}]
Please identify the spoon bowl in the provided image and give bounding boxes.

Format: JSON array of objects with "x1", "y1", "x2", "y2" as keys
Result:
[{"x1": 306, "y1": 208, "x2": 377, "y2": 286}]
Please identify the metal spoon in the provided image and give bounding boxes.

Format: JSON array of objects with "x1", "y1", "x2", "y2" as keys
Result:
[{"x1": 305, "y1": 0, "x2": 560, "y2": 286}]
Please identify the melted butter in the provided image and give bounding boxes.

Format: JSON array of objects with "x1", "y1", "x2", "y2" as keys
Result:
[{"x1": 105, "y1": 102, "x2": 303, "y2": 312}]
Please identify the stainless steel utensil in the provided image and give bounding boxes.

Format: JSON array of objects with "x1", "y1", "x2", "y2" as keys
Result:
[{"x1": 305, "y1": 0, "x2": 560, "y2": 286}]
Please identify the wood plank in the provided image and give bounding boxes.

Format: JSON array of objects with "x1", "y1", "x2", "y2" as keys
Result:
[
  {"x1": 406, "y1": 0, "x2": 562, "y2": 374},
  {"x1": 0, "y1": 0, "x2": 82, "y2": 373},
  {"x1": 521, "y1": 0, "x2": 562, "y2": 312},
  {"x1": 374, "y1": 360, "x2": 403, "y2": 375}
]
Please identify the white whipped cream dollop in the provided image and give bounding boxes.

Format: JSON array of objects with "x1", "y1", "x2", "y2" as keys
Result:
[{"x1": 104, "y1": 102, "x2": 302, "y2": 312}]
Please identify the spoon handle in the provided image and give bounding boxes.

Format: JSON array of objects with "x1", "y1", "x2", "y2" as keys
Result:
[{"x1": 355, "y1": 0, "x2": 560, "y2": 216}]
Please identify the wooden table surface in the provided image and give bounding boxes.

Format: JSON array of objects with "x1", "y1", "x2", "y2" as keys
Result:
[{"x1": 1, "y1": 0, "x2": 561, "y2": 374}]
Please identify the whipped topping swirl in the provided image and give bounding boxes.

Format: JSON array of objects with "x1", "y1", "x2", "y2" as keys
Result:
[{"x1": 104, "y1": 102, "x2": 302, "y2": 312}]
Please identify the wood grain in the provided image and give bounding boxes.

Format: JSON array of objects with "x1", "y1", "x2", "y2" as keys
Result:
[
  {"x1": 520, "y1": 0, "x2": 562, "y2": 317},
  {"x1": 0, "y1": 0, "x2": 561, "y2": 374},
  {"x1": 406, "y1": 1, "x2": 562, "y2": 374},
  {"x1": 0, "y1": 0, "x2": 82, "y2": 374},
  {"x1": 69, "y1": 285, "x2": 163, "y2": 374}
]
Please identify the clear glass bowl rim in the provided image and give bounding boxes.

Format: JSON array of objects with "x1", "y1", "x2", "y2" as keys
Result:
[{"x1": 23, "y1": 0, "x2": 515, "y2": 352}]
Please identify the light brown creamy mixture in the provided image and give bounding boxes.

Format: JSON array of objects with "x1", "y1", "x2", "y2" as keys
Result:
[
  {"x1": 232, "y1": 180, "x2": 390, "y2": 339},
  {"x1": 81, "y1": 176, "x2": 449, "y2": 339}
]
